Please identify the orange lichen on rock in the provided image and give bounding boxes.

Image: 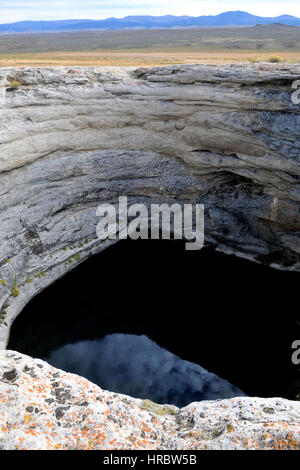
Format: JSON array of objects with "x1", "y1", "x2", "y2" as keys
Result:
[{"x1": 0, "y1": 351, "x2": 299, "y2": 450}]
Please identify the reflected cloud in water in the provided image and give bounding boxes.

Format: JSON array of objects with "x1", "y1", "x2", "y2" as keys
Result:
[{"x1": 45, "y1": 333, "x2": 245, "y2": 408}]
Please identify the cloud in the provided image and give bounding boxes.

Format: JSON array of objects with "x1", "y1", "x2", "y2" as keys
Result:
[
  {"x1": 0, "y1": 1, "x2": 300, "y2": 23},
  {"x1": 44, "y1": 333, "x2": 245, "y2": 408}
]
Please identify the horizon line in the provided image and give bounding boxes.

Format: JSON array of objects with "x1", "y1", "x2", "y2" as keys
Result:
[{"x1": 1, "y1": 10, "x2": 300, "y2": 26}]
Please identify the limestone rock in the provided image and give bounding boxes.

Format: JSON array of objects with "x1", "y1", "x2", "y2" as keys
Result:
[
  {"x1": 0, "y1": 351, "x2": 299, "y2": 450},
  {"x1": 0, "y1": 64, "x2": 299, "y2": 348}
]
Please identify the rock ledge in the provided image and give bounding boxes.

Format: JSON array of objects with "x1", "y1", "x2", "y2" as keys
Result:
[{"x1": 0, "y1": 351, "x2": 299, "y2": 450}]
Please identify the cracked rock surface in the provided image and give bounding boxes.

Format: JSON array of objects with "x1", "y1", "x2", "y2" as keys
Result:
[{"x1": 0, "y1": 351, "x2": 299, "y2": 450}]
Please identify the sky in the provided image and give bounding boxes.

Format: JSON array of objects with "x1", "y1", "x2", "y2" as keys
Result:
[{"x1": 0, "y1": 0, "x2": 300, "y2": 24}]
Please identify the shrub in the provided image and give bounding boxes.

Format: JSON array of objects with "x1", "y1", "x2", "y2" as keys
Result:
[
  {"x1": 267, "y1": 55, "x2": 283, "y2": 63},
  {"x1": 11, "y1": 274, "x2": 19, "y2": 297}
]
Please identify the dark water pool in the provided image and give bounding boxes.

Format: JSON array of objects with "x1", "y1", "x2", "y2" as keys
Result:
[
  {"x1": 8, "y1": 239, "x2": 300, "y2": 403},
  {"x1": 43, "y1": 333, "x2": 245, "y2": 408}
]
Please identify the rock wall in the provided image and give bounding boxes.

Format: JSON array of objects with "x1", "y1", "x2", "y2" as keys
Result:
[
  {"x1": 0, "y1": 64, "x2": 300, "y2": 451},
  {"x1": 0, "y1": 63, "x2": 299, "y2": 348}
]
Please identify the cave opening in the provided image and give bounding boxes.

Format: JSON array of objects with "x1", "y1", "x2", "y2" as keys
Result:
[{"x1": 8, "y1": 239, "x2": 300, "y2": 407}]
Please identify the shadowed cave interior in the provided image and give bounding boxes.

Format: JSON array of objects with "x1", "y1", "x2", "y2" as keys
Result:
[{"x1": 8, "y1": 240, "x2": 300, "y2": 407}]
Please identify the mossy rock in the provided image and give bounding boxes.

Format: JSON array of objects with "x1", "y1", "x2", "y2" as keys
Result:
[
  {"x1": 140, "y1": 399, "x2": 177, "y2": 416},
  {"x1": 0, "y1": 310, "x2": 7, "y2": 324},
  {"x1": 68, "y1": 253, "x2": 81, "y2": 263},
  {"x1": 8, "y1": 79, "x2": 22, "y2": 87},
  {"x1": 36, "y1": 270, "x2": 46, "y2": 278},
  {"x1": 11, "y1": 287, "x2": 19, "y2": 297}
]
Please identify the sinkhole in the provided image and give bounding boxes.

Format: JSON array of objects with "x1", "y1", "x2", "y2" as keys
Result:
[{"x1": 8, "y1": 239, "x2": 300, "y2": 407}]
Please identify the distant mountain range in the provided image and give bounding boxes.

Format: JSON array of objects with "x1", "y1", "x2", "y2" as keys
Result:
[{"x1": 0, "y1": 11, "x2": 300, "y2": 33}]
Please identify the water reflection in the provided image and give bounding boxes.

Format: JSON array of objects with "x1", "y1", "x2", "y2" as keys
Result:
[{"x1": 44, "y1": 333, "x2": 245, "y2": 408}]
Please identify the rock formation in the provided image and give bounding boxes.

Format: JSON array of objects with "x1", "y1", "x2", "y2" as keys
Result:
[
  {"x1": 0, "y1": 64, "x2": 299, "y2": 450},
  {"x1": 0, "y1": 63, "x2": 299, "y2": 348},
  {"x1": 0, "y1": 351, "x2": 299, "y2": 450}
]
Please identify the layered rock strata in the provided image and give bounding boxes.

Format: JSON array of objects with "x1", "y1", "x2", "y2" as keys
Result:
[{"x1": 0, "y1": 64, "x2": 299, "y2": 347}]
